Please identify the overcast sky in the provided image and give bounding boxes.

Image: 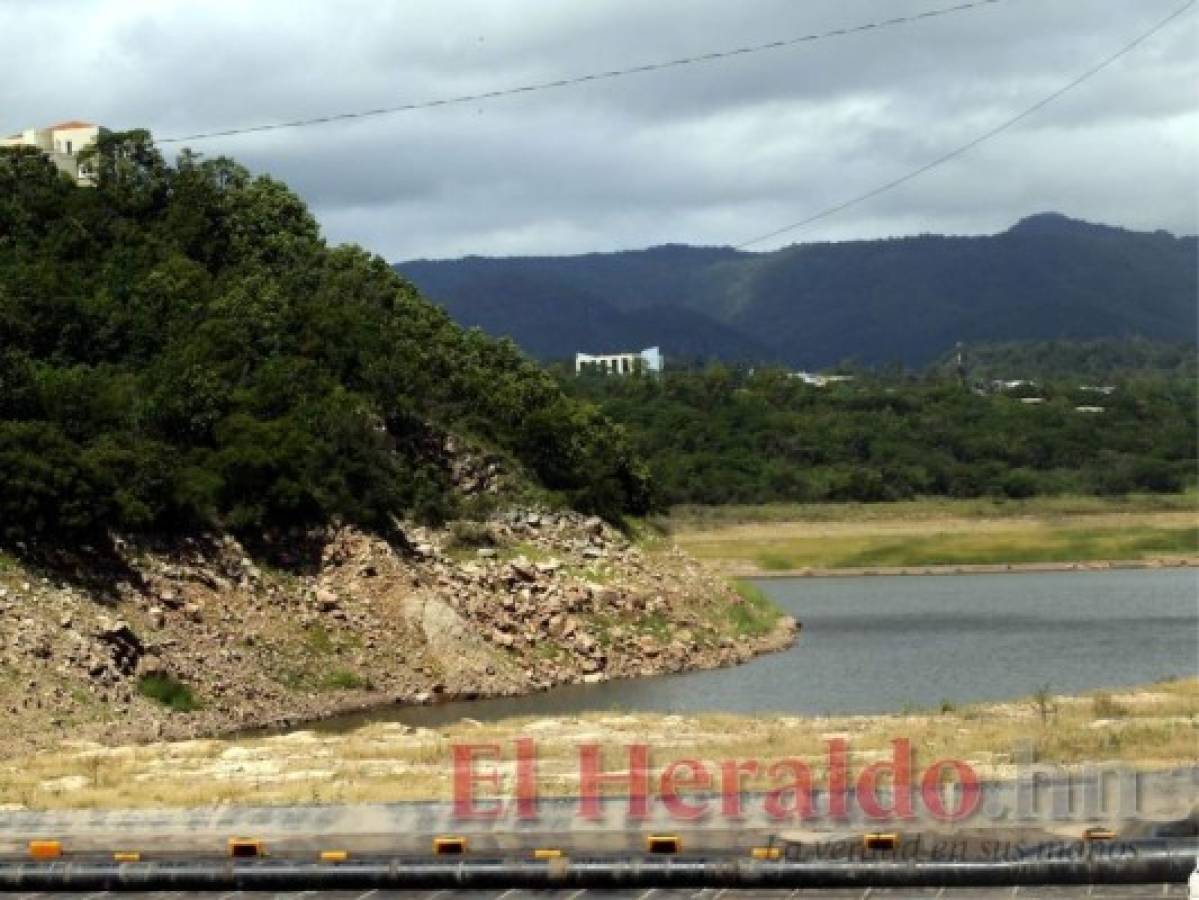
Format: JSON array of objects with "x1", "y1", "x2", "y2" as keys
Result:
[{"x1": 3, "y1": 0, "x2": 1196, "y2": 260}]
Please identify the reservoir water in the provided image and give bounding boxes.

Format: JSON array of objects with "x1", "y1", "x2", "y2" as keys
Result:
[{"x1": 325, "y1": 568, "x2": 1198, "y2": 729}]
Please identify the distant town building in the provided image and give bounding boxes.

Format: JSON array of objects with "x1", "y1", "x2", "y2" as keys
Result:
[
  {"x1": 791, "y1": 371, "x2": 854, "y2": 387},
  {"x1": 1, "y1": 121, "x2": 107, "y2": 185},
  {"x1": 1074, "y1": 405, "x2": 1106, "y2": 414},
  {"x1": 575, "y1": 346, "x2": 663, "y2": 375},
  {"x1": 991, "y1": 379, "x2": 1036, "y2": 391},
  {"x1": 1079, "y1": 385, "x2": 1117, "y2": 395}
]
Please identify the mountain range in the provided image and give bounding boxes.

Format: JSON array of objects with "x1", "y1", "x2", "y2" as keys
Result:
[{"x1": 394, "y1": 213, "x2": 1197, "y2": 368}]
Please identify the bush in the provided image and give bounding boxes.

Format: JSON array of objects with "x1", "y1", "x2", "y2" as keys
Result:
[
  {"x1": 728, "y1": 580, "x2": 781, "y2": 637},
  {"x1": 0, "y1": 422, "x2": 109, "y2": 541},
  {"x1": 137, "y1": 674, "x2": 199, "y2": 712},
  {"x1": 322, "y1": 670, "x2": 370, "y2": 691},
  {"x1": 446, "y1": 521, "x2": 495, "y2": 551}
]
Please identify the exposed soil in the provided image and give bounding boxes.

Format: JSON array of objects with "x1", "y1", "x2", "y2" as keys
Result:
[{"x1": 0, "y1": 510, "x2": 796, "y2": 755}]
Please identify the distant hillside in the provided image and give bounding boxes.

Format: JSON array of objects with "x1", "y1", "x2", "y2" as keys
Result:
[
  {"x1": 395, "y1": 214, "x2": 1198, "y2": 367},
  {"x1": 397, "y1": 249, "x2": 777, "y2": 362},
  {"x1": 931, "y1": 337, "x2": 1199, "y2": 381}
]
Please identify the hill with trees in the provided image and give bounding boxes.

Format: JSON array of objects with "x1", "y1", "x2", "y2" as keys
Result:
[
  {"x1": 0, "y1": 131, "x2": 650, "y2": 548},
  {"x1": 396, "y1": 214, "x2": 1197, "y2": 368},
  {"x1": 929, "y1": 337, "x2": 1198, "y2": 382},
  {"x1": 0, "y1": 136, "x2": 806, "y2": 749},
  {"x1": 562, "y1": 366, "x2": 1197, "y2": 507}
]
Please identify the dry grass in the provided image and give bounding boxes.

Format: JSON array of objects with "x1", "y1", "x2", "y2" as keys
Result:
[
  {"x1": 670, "y1": 507, "x2": 1198, "y2": 574},
  {"x1": 3, "y1": 679, "x2": 1194, "y2": 811},
  {"x1": 666, "y1": 492, "x2": 1199, "y2": 528}
]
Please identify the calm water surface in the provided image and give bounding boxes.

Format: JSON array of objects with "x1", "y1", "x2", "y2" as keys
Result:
[{"x1": 324, "y1": 568, "x2": 1198, "y2": 730}]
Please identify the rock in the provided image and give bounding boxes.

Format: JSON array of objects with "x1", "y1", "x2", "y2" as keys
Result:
[
  {"x1": 148, "y1": 607, "x2": 165, "y2": 629},
  {"x1": 595, "y1": 587, "x2": 620, "y2": 606},
  {"x1": 509, "y1": 559, "x2": 537, "y2": 582},
  {"x1": 476, "y1": 548, "x2": 498, "y2": 559},
  {"x1": 96, "y1": 618, "x2": 136, "y2": 643},
  {"x1": 315, "y1": 588, "x2": 340, "y2": 612},
  {"x1": 575, "y1": 632, "x2": 598, "y2": 653},
  {"x1": 135, "y1": 653, "x2": 167, "y2": 678}
]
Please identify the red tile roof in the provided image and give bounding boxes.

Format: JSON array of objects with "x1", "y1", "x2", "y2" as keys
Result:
[{"x1": 47, "y1": 120, "x2": 96, "y2": 131}]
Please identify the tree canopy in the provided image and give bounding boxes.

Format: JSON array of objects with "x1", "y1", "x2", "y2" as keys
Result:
[
  {"x1": 563, "y1": 365, "x2": 1197, "y2": 506},
  {"x1": 0, "y1": 131, "x2": 650, "y2": 544}
]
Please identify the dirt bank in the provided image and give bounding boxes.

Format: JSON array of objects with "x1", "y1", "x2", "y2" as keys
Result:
[{"x1": 0, "y1": 510, "x2": 796, "y2": 755}]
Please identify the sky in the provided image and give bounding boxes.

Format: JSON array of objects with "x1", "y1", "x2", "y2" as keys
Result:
[{"x1": 3, "y1": 0, "x2": 1196, "y2": 260}]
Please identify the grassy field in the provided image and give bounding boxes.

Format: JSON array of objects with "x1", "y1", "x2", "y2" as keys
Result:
[
  {"x1": 5, "y1": 678, "x2": 1194, "y2": 810},
  {"x1": 663, "y1": 493, "x2": 1198, "y2": 574}
]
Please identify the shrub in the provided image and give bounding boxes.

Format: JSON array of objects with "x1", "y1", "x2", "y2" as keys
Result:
[
  {"x1": 322, "y1": 670, "x2": 369, "y2": 691},
  {"x1": 728, "y1": 580, "x2": 781, "y2": 637},
  {"x1": 137, "y1": 674, "x2": 199, "y2": 712}
]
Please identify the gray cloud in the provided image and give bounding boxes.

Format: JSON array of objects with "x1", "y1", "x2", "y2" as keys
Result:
[{"x1": 3, "y1": 0, "x2": 1195, "y2": 259}]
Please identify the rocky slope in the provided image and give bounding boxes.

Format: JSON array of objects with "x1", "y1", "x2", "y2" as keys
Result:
[{"x1": 0, "y1": 511, "x2": 796, "y2": 753}]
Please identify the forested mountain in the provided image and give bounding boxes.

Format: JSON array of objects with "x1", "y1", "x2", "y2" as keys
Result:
[
  {"x1": 0, "y1": 132, "x2": 650, "y2": 545},
  {"x1": 396, "y1": 214, "x2": 1197, "y2": 367}
]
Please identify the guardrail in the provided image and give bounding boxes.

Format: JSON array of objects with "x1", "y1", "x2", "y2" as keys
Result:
[{"x1": 0, "y1": 845, "x2": 1194, "y2": 891}]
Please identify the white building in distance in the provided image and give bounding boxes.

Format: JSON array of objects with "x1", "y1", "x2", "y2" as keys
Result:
[
  {"x1": 792, "y1": 371, "x2": 854, "y2": 387},
  {"x1": 1, "y1": 121, "x2": 107, "y2": 185},
  {"x1": 575, "y1": 346, "x2": 663, "y2": 376}
]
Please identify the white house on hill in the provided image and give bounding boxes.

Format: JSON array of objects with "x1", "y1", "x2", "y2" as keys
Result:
[
  {"x1": 1, "y1": 121, "x2": 107, "y2": 185},
  {"x1": 575, "y1": 346, "x2": 663, "y2": 375}
]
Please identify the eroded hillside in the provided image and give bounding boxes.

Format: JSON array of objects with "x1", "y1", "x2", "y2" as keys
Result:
[{"x1": 0, "y1": 511, "x2": 795, "y2": 754}]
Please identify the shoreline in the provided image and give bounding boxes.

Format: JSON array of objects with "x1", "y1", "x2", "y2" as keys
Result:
[
  {"x1": 735, "y1": 556, "x2": 1199, "y2": 579},
  {"x1": 238, "y1": 612, "x2": 798, "y2": 740},
  {"x1": 7, "y1": 678, "x2": 1195, "y2": 811}
]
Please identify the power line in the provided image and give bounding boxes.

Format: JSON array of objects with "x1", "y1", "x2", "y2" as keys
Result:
[
  {"x1": 159, "y1": 0, "x2": 1006, "y2": 144},
  {"x1": 735, "y1": 0, "x2": 1196, "y2": 249}
]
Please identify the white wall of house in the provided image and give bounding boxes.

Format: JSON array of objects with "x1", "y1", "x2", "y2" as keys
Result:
[
  {"x1": 575, "y1": 346, "x2": 663, "y2": 375},
  {"x1": 2, "y1": 122, "x2": 105, "y2": 185}
]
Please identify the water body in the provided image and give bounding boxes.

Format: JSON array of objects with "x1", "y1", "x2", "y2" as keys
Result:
[{"x1": 323, "y1": 568, "x2": 1198, "y2": 730}]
